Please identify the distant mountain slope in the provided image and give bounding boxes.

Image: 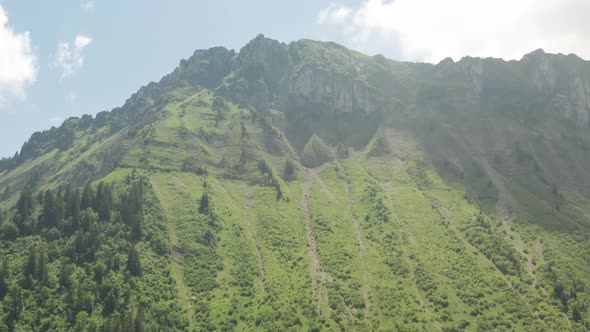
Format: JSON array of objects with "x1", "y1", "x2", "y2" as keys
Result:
[{"x1": 1, "y1": 35, "x2": 590, "y2": 330}]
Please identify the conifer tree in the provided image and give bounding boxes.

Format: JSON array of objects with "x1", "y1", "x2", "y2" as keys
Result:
[
  {"x1": 135, "y1": 309, "x2": 145, "y2": 332},
  {"x1": 122, "y1": 182, "x2": 144, "y2": 241},
  {"x1": 16, "y1": 190, "x2": 33, "y2": 219},
  {"x1": 22, "y1": 245, "x2": 37, "y2": 288},
  {"x1": 59, "y1": 258, "x2": 72, "y2": 288},
  {"x1": 38, "y1": 244, "x2": 49, "y2": 283},
  {"x1": 70, "y1": 188, "x2": 82, "y2": 229},
  {"x1": 0, "y1": 260, "x2": 9, "y2": 300},
  {"x1": 199, "y1": 193, "x2": 210, "y2": 215},
  {"x1": 42, "y1": 190, "x2": 63, "y2": 229},
  {"x1": 284, "y1": 159, "x2": 295, "y2": 181},
  {"x1": 81, "y1": 182, "x2": 94, "y2": 210},
  {"x1": 127, "y1": 246, "x2": 142, "y2": 277},
  {"x1": 95, "y1": 182, "x2": 113, "y2": 221}
]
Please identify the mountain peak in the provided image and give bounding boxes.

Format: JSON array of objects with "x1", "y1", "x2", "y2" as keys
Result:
[
  {"x1": 522, "y1": 48, "x2": 548, "y2": 60},
  {"x1": 239, "y1": 33, "x2": 285, "y2": 55},
  {"x1": 529, "y1": 48, "x2": 547, "y2": 55},
  {"x1": 437, "y1": 57, "x2": 455, "y2": 66},
  {"x1": 174, "y1": 46, "x2": 235, "y2": 89},
  {"x1": 3, "y1": 35, "x2": 590, "y2": 331}
]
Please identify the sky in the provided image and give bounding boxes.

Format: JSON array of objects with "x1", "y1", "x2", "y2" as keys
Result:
[{"x1": 1, "y1": 0, "x2": 590, "y2": 158}]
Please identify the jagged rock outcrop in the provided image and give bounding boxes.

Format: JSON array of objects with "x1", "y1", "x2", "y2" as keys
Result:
[
  {"x1": 175, "y1": 46, "x2": 236, "y2": 89},
  {"x1": 216, "y1": 34, "x2": 290, "y2": 112}
]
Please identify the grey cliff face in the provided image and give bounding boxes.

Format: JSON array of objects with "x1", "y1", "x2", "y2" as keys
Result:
[
  {"x1": 215, "y1": 34, "x2": 290, "y2": 112},
  {"x1": 523, "y1": 50, "x2": 590, "y2": 125},
  {"x1": 566, "y1": 74, "x2": 590, "y2": 124},
  {"x1": 177, "y1": 46, "x2": 236, "y2": 90},
  {"x1": 282, "y1": 64, "x2": 376, "y2": 114}
]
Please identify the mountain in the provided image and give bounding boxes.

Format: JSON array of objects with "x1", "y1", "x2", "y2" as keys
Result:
[{"x1": 1, "y1": 34, "x2": 590, "y2": 331}]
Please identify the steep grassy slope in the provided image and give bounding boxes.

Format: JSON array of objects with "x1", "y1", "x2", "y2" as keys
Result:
[{"x1": 1, "y1": 35, "x2": 590, "y2": 331}]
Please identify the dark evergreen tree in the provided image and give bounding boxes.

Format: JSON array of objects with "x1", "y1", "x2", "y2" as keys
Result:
[
  {"x1": 9, "y1": 285, "x2": 24, "y2": 325},
  {"x1": 199, "y1": 192, "x2": 210, "y2": 215},
  {"x1": 572, "y1": 304, "x2": 582, "y2": 322},
  {"x1": 0, "y1": 259, "x2": 9, "y2": 300},
  {"x1": 127, "y1": 246, "x2": 142, "y2": 277},
  {"x1": 22, "y1": 245, "x2": 37, "y2": 288},
  {"x1": 63, "y1": 185, "x2": 82, "y2": 227},
  {"x1": 121, "y1": 181, "x2": 144, "y2": 241},
  {"x1": 16, "y1": 189, "x2": 33, "y2": 219},
  {"x1": 112, "y1": 254, "x2": 121, "y2": 272},
  {"x1": 36, "y1": 190, "x2": 44, "y2": 206},
  {"x1": 81, "y1": 182, "x2": 94, "y2": 210},
  {"x1": 59, "y1": 258, "x2": 72, "y2": 288},
  {"x1": 258, "y1": 159, "x2": 271, "y2": 174},
  {"x1": 42, "y1": 190, "x2": 63, "y2": 229},
  {"x1": 135, "y1": 309, "x2": 145, "y2": 332},
  {"x1": 38, "y1": 244, "x2": 49, "y2": 283},
  {"x1": 69, "y1": 188, "x2": 82, "y2": 229},
  {"x1": 95, "y1": 182, "x2": 113, "y2": 221}
]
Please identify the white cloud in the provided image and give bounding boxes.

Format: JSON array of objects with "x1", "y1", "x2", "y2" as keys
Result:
[
  {"x1": 317, "y1": 4, "x2": 352, "y2": 24},
  {"x1": 81, "y1": 0, "x2": 95, "y2": 11},
  {"x1": 0, "y1": 5, "x2": 37, "y2": 105},
  {"x1": 52, "y1": 34, "x2": 93, "y2": 79},
  {"x1": 317, "y1": 0, "x2": 590, "y2": 63}
]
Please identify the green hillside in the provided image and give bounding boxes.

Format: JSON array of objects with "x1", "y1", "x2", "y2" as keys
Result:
[{"x1": 1, "y1": 35, "x2": 590, "y2": 331}]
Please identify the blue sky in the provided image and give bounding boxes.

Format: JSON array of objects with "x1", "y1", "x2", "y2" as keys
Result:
[
  {"x1": 1, "y1": 0, "x2": 589, "y2": 158},
  {"x1": 0, "y1": 0, "x2": 358, "y2": 157}
]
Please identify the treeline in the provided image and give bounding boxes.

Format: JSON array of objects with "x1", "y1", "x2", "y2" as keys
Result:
[
  {"x1": 0, "y1": 172, "x2": 187, "y2": 331},
  {"x1": 5, "y1": 178, "x2": 143, "y2": 245}
]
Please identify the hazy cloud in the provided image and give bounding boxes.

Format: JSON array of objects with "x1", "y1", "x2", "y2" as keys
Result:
[
  {"x1": 317, "y1": 4, "x2": 352, "y2": 24},
  {"x1": 53, "y1": 34, "x2": 93, "y2": 79},
  {"x1": 0, "y1": 5, "x2": 37, "y2": 106},
  {"x1": 65, "y1": 91, "x2": 77, "y2": 104},
  {"x1": 81, "y1": 0, "x2": 95, "y2": 11},
  {"x1": 317, "y1": 0, "x2": 590, "y2": 62}
]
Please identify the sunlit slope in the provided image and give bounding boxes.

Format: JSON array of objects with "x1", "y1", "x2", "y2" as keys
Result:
[{"x1": 114, "y1": 90, "x2": 573, "y2": 330}]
